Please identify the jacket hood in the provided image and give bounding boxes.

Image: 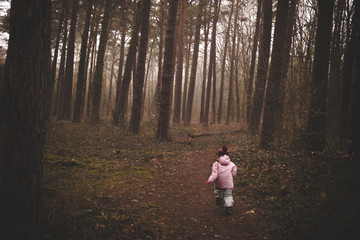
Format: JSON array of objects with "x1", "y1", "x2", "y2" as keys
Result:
[{"x1": 219, "y1": 155, "x2": 230, "y2": 166}]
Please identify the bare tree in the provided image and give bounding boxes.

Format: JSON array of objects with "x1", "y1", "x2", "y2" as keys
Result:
[
  {"x1": 90, "y1": 0, "x2": 113, "y2": 124},
  {"x1": 156, "y1": 0, "x2": 179, "y2": 140},
  {"x1": 249, "y1": 0, "x2": 272, "y2": 133},
  {"x1": 260, "y1": 0, "x2": 290, "y2": 148},
  {"x1": 130, "y1": 0, "x2": 151, "y2": 133},
  {"x1": 59, "y1": 0, "x2": 80, "y2": 120},
  {"x1": 184, "y1": 1, "x2": 204, "y2": 126},
  {"x1": 246, "y1": 0, "x2": 262, "y2": 124},
  {"x1": 306, "y1": 0, "x2": 335, "y2": 152},
  {"x1": 73, "y1": 0, "x2": 93, "y2": 122}
]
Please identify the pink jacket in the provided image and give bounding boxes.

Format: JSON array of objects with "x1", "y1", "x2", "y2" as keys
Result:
[{"x1": 207, "y1": 155, "x2": 237, "y2": 189}]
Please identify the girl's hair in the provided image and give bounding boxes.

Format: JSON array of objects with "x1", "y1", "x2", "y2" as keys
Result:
[{"x1": 218, "y1": 146, "x2": 229, "y2": 156}]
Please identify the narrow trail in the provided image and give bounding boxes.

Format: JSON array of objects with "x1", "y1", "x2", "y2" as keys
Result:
[{"x1": 147, "y1": 141, "x2": 261, "y2": 239}]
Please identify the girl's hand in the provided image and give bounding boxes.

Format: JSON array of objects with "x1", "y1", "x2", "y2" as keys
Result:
[{"x1": 206, "y1": 181, "x2": 211, "y2": 185}]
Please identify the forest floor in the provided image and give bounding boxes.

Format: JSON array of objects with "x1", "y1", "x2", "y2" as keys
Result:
[{"x1": 43, "y1": 120, "x2": 360, "y2": 240}]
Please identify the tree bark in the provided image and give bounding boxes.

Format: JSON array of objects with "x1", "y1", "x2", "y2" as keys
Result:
[
  {"x1": 154, "y1": 0, "x2": 165, "y2": 116},
  {"x1": 246, "y1": 0, "x2": 262, "y2": 124},
  {"x1": 306, "y1": 0, "x2": 335, "y2": 152},
  {"x1": 113, "y1": 1, "x2": 141, "y2": 126},
  {"x1": 173, "y1": 0, "x2": 186, "y2": 123},
  {"x1": 113, "y1": 1, "x2": 129, "y2": 122},
  {"x1": 260, "y1": 0, "x2": 290, "y2": 148},
  {"x1": 184, "y1": 0, "x2": 204, "y2": 126},
  {"x1": 182, "y1": 32, "x2": 193, "y2": 121},
  {"x1": 59, "y1": 0, "x2": 80, "y2": 120},
  {"x1": 200, "y1": 3, "x2": 209, "y2": 124},
  {"x1": 73, "y1": 0, "x2": 93, "y2": 122},
  {"x1": 350, "y1": 0, "x2": 360, "y2": 155},
  {"x1": 249, "y1": 0, "x2": 272, "y2": 133},
  {"x1": 54, "y1": 3, "x2": 69, "y2": 118},
  {"x1": 156, "y1": 0, "x2": 179, "y2": 140},
  {"x1": 218, "y1": 0, "x2": 234, "y2": 123},
  {"x1": 204, "y1": 0, "x2": 220, "y2": 127},
  {"x1": 0, "y1": 0, "x2": 51, "y2": 238},
  {"x1": 49, "y1": 0, "x2": 67, "y2": 119},
  {"x1": 340, "y1": 0, "x2": 357, "y2": 145},
  {"x1": 130, "y1": 0, "x2": 151, "y2": 133},
  {"x1": 226, "y1": 0, "x2": 240, "y2": 125},
  {"x1": 90, "y1": 0, "x2": 113, "y2": 124}
]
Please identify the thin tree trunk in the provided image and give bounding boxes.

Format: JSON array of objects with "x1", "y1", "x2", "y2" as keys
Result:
[
  {"x1": 340, "y1": 0, "x2": 357, "y2": 145},
  {"x1": 113, "y1": 1, "x2": 129, "y2": 122},
  {"x1": 0, "y1": 0, "x2": 51, "y2": 238},
  {"x1": 130, "y1": 0, "x2": 151, "y2": 133},
  {"x1": 73, "y1": 0, "x2": 93, "y2": 122},
  {"x1": 204, "y1": 0, "x2": 220, "y2": 127},
  {"x1": 327, "y1": 0, "x2": 345, "y2": 143},
  {"x1": 90, "y1": 0, "x2": 113, "y2": 124},
  {"x1": 246, "y1": 0, "x2": 262, "y2": 124},
  {"x1": 182, "y1": 33, "x2": 192, "y2": 121},
  {"x1": 226, "y1": 0, "x2": 240, "y2": 125},
  {"x1": 59, "y1": 0, "x2": 80, "y2": 120},
  {"x1": 249, "y1": 0, "x2": 272, "y2": 133},
  {"x1": 184, "y1": 0, "x2": 204, "y2": 126},
  {"x1": 200, "y1": 3, "x2": 209, "y2": 124},
  {"x1": 218, "y1": 0, "x2": 234, "y2": 123},
  {"x1": 156, "y1": 0, "x2": 179, "y2": 140},
  {"x1": 114, "y1": 1, "x2": 141, "y2": 126},
  {"x1": 49, "y1": 0, "x2": 67, "y2": 119},
  {"x1": 350, "y1": 0, "x2": 360, "y2": 155},
  {"x1": 173, "y1": 0, "x2": 186, "y2": 123},
  {"x1": 154, "y1": 0, "x2": 165, "y2": 115},
  {"x1": 54, "y1": 4, "x2": 69, "y2": 118},
  {"x1": 86, "y1": 2, "x2": 104, "y2": 117},
  {"x1": 306, "y1": 0, "x2": 335, "y2": 152}
]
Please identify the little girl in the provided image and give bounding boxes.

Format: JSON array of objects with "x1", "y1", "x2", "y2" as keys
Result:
[{"x1": 206, "y1": 146, "x2": 237, "y2": 215}]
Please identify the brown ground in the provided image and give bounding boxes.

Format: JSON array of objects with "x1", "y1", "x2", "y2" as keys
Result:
[{"x1": 43, "y1": 121, "x2": 360, "y2": 240}]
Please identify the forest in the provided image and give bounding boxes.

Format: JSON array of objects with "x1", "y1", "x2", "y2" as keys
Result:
[{"x1": 0, "y1": 0, "x2": 359, "y2": 239}]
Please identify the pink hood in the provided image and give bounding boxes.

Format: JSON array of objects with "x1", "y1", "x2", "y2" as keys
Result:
[{"x1": 207, "y1": 155, "x2": 237, "y2": 189}]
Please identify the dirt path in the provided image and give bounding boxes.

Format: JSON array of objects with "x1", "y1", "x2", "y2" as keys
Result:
[{"x1": 147, "y1": 142, "x2": 262, "y2": 240}]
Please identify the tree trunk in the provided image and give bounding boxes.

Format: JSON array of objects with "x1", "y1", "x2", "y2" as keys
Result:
[
  {"x1": 234, "y1": 32, "x2": 241, "y2": 122},
  {"x1": 204, "y1": 0, "x2": 220, "y2": 127},
  {"x1": 156, "y1": 0, "x2": 179, "y2": 140},
  {"x1": 90, "y1": 0, "x2": 113, "y2": 124},
  {"x1": 306, "y1": 0, "x2": 335, "y2": 152},
  {"x1": 226, "y1": 0, "x2": 240, "y2": 125},
  {"x1": 218, "y1": 0, "x2": 234, "y2": 123},
  {"x1": 49, "y1": 0, "x2": 67, "y2": 119},
  {"x1": 154, "y1": 0, "x2": 165, "y2": 116},
  {"x1": 113, "y1": 1, "x2": 141, "y2": 126},
  {"x1": 0, "y1": 0, "x2": 51, "y2": 238},
  {"x1": 327, "y1": 0, "x2": 345, "y2": 143},
  {"x1": 113, "y1": 1, "x2": 129, "y2": 122},
  {"x1": 59, "y1": 0, "x2": 80, "y2": 120},
  {"x1": 182, "y1": 33, "x2": 192, "y2": 121},
  {"x1": 249, "y1": 0, "x2": 272, "y2": 133},
  {"x1": 54, "y1": 3, "x2": 69, "y2": 118},
  {"x1": 130, "y1": 0, "x2": 151, "y2": 133},
  {"x1": 107, "y1": 41, "x2": 116, "y2": 117},
  {"x1": 200, "y1": 4, "x2": 209, "y2": 124},
  {"x1": 73, "y1": 0, "x2": 93, "y2": 122},
  {"x1": 260, "y1": 0, "x2": 290, "y2": 148},
  {"x1": 184, "y1": 0, "x2": 204, "y2": 126},
  {"x1": 349, "y1": 0, "x2": 360, "y2": 155},
  {"x1": 173, "y1": 0, "x2": 186, "y2": 123},
  {"x1": 340, "y1": 0, "x2": 357, "y2": 145},
  {"x1": 246, "y1": 0, "x2": 262, "y2": 124}
]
